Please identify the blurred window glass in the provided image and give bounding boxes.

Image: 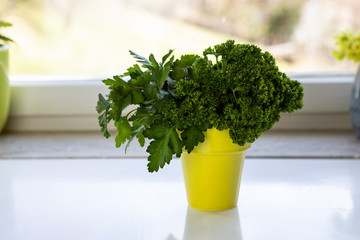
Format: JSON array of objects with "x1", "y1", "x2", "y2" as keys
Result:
[{"x1": 1, "y1": 0, "x2": 360, "y2": 76}]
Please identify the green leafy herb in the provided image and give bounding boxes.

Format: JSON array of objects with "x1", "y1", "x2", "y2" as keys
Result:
[
  {"x1": 96, "y1": 40, "x2": 303, "y2": 172},
  {"x1": 96, "y1": 49, "x2": 188, "y2": 172}
]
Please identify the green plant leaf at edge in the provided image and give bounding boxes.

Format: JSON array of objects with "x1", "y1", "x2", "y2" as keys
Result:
[
  {"x1": 181, "y1": 126, "x2": 205, "y2": 153},
  {"x1": 114, "y1": 116, "x2": 132, "y2": 148},
  {"x1": 145, "y1": 123, "x2": 183, "y2": 172}
]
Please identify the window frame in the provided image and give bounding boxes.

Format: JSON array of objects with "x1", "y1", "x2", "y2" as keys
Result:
[{"x1": 5, "y1": 73, "x2": 354, "y2": 132}]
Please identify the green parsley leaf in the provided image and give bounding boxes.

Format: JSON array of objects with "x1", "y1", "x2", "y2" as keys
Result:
[
  {"x1": 98, "y1": 112, "x2": 111, "y2": 138},
  {"x1": 96, "y1": 94, "x2": 111, "y2": 138},
  {"x1": 129, "y1": 50, "x2": 153, "y2": 69},
  {"x1": 179, "y1": 54, "x2": 199, "y2": 66},
  {"x1": 143, "y1": 121, "x2": 170, "y2": 139},
  {"x1": 130, "y1": 88, "x2": 145, "y2": 104},
  {"x1": 114, "y1": 116, "x2": 131, "y2": 148},
  {"x1": 161, "y1": 49, "x2": 174, "y2": 64},
  {"x1": 181, "y1": 126, "x2": 205, "y2": 153},
  {"x1": 96, "y1": 94, "x2": 110, "y2": 114},
  {"x1": 149, "y1": 53, "x2": 159, "y2": 69},
  {"x1": 146, "y1": 138, "x2": 173, "y2": 172},
  {"x1": 144, "y1": 122, "x2": 183, "y2": 172},
  {"x1": 167, "y1": 128, "x2": 183, "y2": 157},
  {"x1": 136, "y1": 128, "x2": 146, "y2": 147},
  {"x1": 144, "y1": 83, "x2": 158, "y2": 100},
  {"x1": 170, "y1": 54, "x2": 199, "y2": 80}
]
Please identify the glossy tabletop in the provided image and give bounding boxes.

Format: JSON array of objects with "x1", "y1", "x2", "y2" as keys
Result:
[{"x1": 0, "y1": 158, "x2": 359, "y2": 240}]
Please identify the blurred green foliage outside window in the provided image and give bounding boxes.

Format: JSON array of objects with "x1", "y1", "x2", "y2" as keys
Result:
[{"x1": 1, "y1": 0, "x2": 360, "y2": 75}]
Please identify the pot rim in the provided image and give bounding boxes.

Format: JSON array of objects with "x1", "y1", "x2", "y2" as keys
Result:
[{"x1": 182, "y1": 143, "x2": 251, "y2": 156}]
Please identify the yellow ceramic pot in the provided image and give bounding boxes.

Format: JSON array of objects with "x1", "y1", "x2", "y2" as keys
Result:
[
  {"x1": 181, "y1": 128, "x2": 250, "y2": 211},
  {"x1": 0, "y1": 44, "x2": 10, "y2": 133}
]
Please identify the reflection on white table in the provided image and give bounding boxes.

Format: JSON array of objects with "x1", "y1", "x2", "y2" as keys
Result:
[
  {"x1": 184, "y1": 207, "x2": 242, "y2": 240},
  {"x1": 0, "y1": 158, "x2": 359, "y2": 240}
]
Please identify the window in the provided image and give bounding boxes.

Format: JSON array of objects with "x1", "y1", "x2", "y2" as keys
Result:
[
  {"x1": 1, "y1": 0, "x2": 357, "y2": 131},
  {"x1": 2, "y1": 0, "x2": 360, "y2": 75}
]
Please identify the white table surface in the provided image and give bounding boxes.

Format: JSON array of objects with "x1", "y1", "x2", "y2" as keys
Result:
[{"x1": 0, "y1": 158, "x2": 359, "y2": 240}]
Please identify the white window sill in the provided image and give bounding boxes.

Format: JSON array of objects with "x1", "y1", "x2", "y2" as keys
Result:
[
  {"x1": 0, "y1": 130, "x2": 359, "y2": 159},
  {"x1": 3, "y1": 73, "x2": 356, "y2": 132}
]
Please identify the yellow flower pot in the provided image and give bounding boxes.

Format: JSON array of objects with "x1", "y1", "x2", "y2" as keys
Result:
[
  {"x1": 0, "y1": 44, "x2": 10, "y2": 133},
  {"x1": 181, "y1": 128, "x2": 250, "y2": 211}
]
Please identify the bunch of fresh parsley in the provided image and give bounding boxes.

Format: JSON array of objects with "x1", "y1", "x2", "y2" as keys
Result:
[{"x1": 96, "y1": 40, "x2": 303, "y2": 172}]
